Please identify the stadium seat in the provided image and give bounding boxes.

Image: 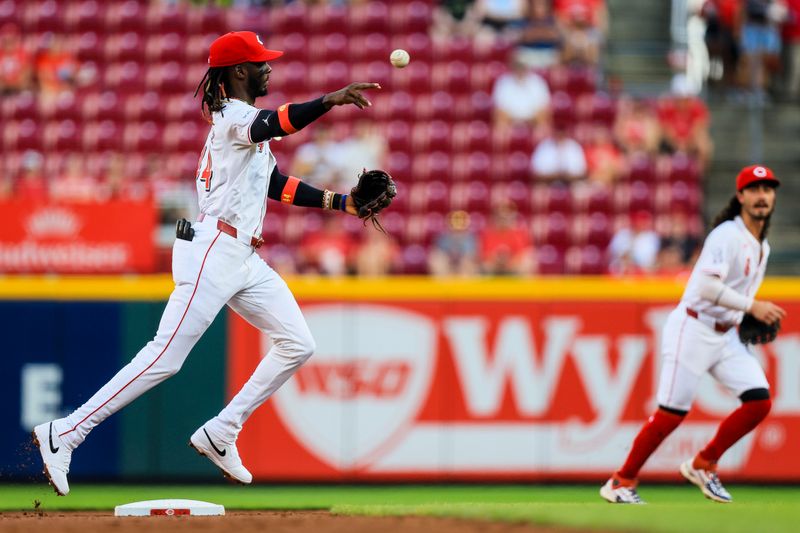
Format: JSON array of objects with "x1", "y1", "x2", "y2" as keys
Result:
[
  {"x1": 27, "y1": 0, "x2": 63, "y2": 33},
  {"x1": 404, "y1": 32, "x2": 433, "y2": 62},
  {"x1": 48, "y1": 120, "x2": 82, "y2": 152},
  {"x1": 387, "y1": 152, "x2": 412, "y2": 182},
  {"x1": 668, "y1": 152, "x2": 700, "y2": 183},
  {"x1": 492, "y1": 180, "x2": 532, "y2": 215},
  {"x1": 411, "y1": 180, "x2": 449, "y2": 213},
  {"x1": 543, "y1": 212, "x2": 571, "y2": 250},
  {"x1": 585, "y1": 212, "x2": 612, "y2": 247},
  {"x1": 412, "y1": 151, "x2": 452, "y2": 182},
  {"x1": 536, "y1": 244, "x2": 566, "y2": 275},
  {"x1": 413, "y1": 91, "x2": 454, "y2": 121},
  {"x1": 386, "y1": 120, "x2": 411, "y2": 153},
  {"x1": 569, "y1": 244, "x2": 607, "y2": 274},
  {"x1": 74, "y1": 0, "x2": 104, "y2": 33},
  {"x1": 145, "y1": 4, "x2": 188, "y2": 35},
  {"x1": 547, "y1": 185, "x2": 574, "y2": 214},
  {"x1": 281, "y1": 61, "x2": 308, "y2": 94},
  {"x1": 109, "y1": 1, "x2": 146, "y2": 34},
  {"x1": 469, "y1": 91, "x2": 493, "y2": 122},
  {"x1": 76, "y1": 32, "x2": 104, "y2": 62},
  {"x1": 10, "y1": 119, "x2": 40, "y2": 151},
  {"x1": 626, "y1": 154, "x2": 656, "y2": 182},
  {"x1": 0, "y1": 0, "x2": 18, "y2": 28},
  {"x1": 399, "y1": 244, "x2": 429, "y2": 274},
  {"x1": 412, "y1": 121, "x2": 451, "y2": 152},
  {"x1": 311, "y1": 4, "x2": 347, "y2": 34},
  {"x1": 9, "y1": 92, "x2": 40, "y2": 121}
]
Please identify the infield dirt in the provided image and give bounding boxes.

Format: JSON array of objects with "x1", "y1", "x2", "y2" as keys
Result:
[{"x1": 0, "y1": 510, "x2": 587, "y2": 533}]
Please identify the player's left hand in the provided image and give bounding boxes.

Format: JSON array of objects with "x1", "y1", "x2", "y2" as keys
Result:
[
  {"x1": 344, "y1": 195, "x2": 359, "y2": 216},
  {"x1": 323, "y1": 82, "x2": 381, "y2": 109}
]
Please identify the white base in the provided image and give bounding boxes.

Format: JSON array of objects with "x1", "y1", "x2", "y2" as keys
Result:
[{"x1": 114, "y1": 499, "x2": 225, "y2": 517}]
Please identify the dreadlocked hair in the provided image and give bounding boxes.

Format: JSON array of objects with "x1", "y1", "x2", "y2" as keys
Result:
[
  {"x1": 195, "y1": 66, "x2": 230, "y2": 123},
  {"x1": 711, "y1": 195, "x2": 771, "y2": 241}
]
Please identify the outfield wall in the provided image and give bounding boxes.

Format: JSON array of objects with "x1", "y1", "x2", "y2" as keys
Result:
[{"x1": 2, "y1": 276, "x2": 799, "y2": 482}]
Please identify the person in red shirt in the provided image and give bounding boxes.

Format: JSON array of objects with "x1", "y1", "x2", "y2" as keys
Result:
[
  {"x1": 657, "y1": 75, "x2": 714, "y2": 171},
  {"x1": 35, "y1": 33, "x2": 79, "y2": 107},
  {"x1": 479, "y1": 204, "x2": 535, "y2": 275},
  {"x1": 0, "y1": 24, "x2": 32, "y2": 94},
  {"x1": 298, "y1": 217, "x2": 356, "y2": 275},
  {"x1": 15, "y1": 150, "x2": 48, "y2": 203}
]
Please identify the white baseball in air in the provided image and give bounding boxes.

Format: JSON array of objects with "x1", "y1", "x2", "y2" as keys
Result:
[{"x1": 390, "y1": 49, "x2": 410, "y2": 68}]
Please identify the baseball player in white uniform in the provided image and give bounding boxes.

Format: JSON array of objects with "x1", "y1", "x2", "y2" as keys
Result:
[
  {"x1": 32, "y1": 31, "x2": 380, "y2": 495},
  {"x1": 601, "y1": 165, "x2": 785, "y2": 504}
]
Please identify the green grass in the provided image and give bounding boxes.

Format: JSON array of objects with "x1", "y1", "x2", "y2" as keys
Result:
[{"x1": 1, "y1": 484, "x2": 798, "y2": 533}]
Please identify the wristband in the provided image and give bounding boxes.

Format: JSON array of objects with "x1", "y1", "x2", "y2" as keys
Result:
[{"x1": 339, "y1": 194, "x2": 348, "y2": 212}]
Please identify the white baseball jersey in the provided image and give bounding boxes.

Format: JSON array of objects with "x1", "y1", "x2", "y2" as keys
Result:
[
  {"x1": 681, "y1": 216, "x2": 769, "y2": 324},
  {"x1": 196, "y1": 98, "x2": 277, "y2": 237}
]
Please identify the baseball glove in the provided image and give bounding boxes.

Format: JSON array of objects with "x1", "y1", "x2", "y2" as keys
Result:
[
  {"x1": 739, "y1": 313, "x2": 780, "y2": 344},
  {"x1": 350, "y1": 169, "x2": 397, "y2": 232}
]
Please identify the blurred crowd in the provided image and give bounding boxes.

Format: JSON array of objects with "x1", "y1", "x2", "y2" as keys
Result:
[
  {"x1": 701, "y1": 0, "x2": 800, "y2": 103},
  {"x1": 0, "y1": 0, "x2": 709, "y2": 277}
]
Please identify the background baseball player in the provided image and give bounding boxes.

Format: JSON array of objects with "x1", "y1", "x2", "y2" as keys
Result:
[
  {"x1": 31, "y1": 31, "x2": 393, "y2": 495},
  {"x1": 600, "y1": 164, "x2": 786, "y2": 504}
]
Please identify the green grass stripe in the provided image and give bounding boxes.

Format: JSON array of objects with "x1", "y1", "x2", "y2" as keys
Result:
[{"x1": 1, "y1": 484, "x2": 798, "y2": 533}]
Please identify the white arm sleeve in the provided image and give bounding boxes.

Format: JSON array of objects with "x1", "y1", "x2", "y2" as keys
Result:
[{"x1": 698, "y1": 274, "x2": 754, "y2": 312}]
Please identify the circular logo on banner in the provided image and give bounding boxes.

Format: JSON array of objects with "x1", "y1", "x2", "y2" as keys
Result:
[
  {"x1": 753, "y1": 166, "x2": 767, "y2": 177},
  {"x1": 271, "y1": 304, "x2": 436, "y2": 470}
]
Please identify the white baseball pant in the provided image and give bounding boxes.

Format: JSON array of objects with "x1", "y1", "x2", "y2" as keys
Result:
[
  {"x1": 657, "y1": 304, "x2": 769, "y2": 412},
  {"x1": 56, "y1": 217, "x2": 314, "y2": 449}
]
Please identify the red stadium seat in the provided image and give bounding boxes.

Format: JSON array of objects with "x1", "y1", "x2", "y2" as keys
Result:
[
  {"x1": 353, "y1": 33, "x2": 390, "y2": 62},
  {"x1": 411, "y1": 151, "x2": 451, "y2": 182},
  {"x1": 668, "y1": 152, "x2": 700, "y2": 183},
  {"x1": 11, "y1": 119, "x2": 41, "y2": 151},
  {"x1": 109, "y1": 0, "x2": 146, "y2": 33},
  {"x1": 547, "y1": 185, "x2": 574, "y2": 213},
  {"x1": 394, "y1": 1, "x2": 432, "y2": 33},
  {"x1": 280, "y1": 61, "x2": 308, "y2": 94},
  {"x1": 74, "y1": 0, "x2": 104, "y2": 33},
  {"x1": 551, "y1": 91, "x2": 576, "y2": 128},
  {"x1": 114, "y1": 32, "x2": 145, "y2": 63},
  {"x1": 399, "y1": 244, "x2": 429, "y2": 274},
  {"x1": 403, "y1": 32, "x2": 433, "y2": 62},
  {"x1": 591, "y1": 92, "x2": 616, "y2": 126},
  {"x1": 76, "y1": 32, "x2": 104, "y2": 63},
  {"x1": 387, "y1": 152, "x2": 412, "y2": 182},
  {"x1": 27, "y1": 0, "x2": 63, "y2": 33},
  {"x1": 0, "y1": 0, "x2": 19, "y2": 28},
  {"x1": 320, "y1": 33, "x2": 348, "y2": 62},
  {"x1": 469, "y1": 91, "x2": 493, "y2": 122},
  {"x1": 536, "y1": 244, "x2": 566, "y2": 275},
  {"x1": 279, "y1": 33, "x2": 308, "y2": 63},
  {"x1": 568, "y1": 244, "x2": 607, "y2": 274},
  {"x1": 386, "y1": 120, "x2": 411, "y2": 153},
  {"x1": 411, "y1": 180, "x2": 449, "y2": 213},
  {"x1": 49, "y1": 120, "x2": 82, "y2": 152},
  {"x1": 8, "y1": 92, "x2": 40, "y2": 121},
  {"x1": 626, "y1": 153, "x2": 656, "y2": 182},
  {"x1": 146, "y1": 4, "x2": 188, "y2": 34},
  {"x1": 585, "y1": 212, "x2": 612, "y2": 247},
  {"x1": 492, "y1": 180, "x2": 532, "y2": 215},
  {"x1": 310, "y1": 4, "x2": 347, "y2": 34},
  {"x1": 543, "y1": 212, "x2": 571, "y2": 250},
  {"x1": 627, "y1": 180, "x2": 655, "y2": 213}
]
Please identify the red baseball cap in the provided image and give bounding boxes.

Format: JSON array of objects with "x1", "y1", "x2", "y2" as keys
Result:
[
  {"x1": 208, "y1": 31, "x2": 283, "y2": 68},
  {"x1": 736, "y1": 164, "x2": 780, "y2": 191}
]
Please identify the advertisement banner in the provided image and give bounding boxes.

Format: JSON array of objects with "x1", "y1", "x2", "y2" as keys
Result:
[
  {"x1": 0, "y1": 200, "x2": 157, "y2": 273},
  {"x1": 228, "y1": 292, "x2": 800, "y2": 481}
]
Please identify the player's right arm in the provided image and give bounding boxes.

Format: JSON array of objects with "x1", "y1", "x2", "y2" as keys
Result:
[
  {"x1": 696, "y1": 226, "x2": 786, "y2": 324},
  {"x1": 248, "y1": 82, "x2": 380, "y2": 143}
]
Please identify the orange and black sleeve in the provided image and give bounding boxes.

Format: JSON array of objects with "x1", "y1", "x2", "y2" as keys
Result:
[
  {"x1": 249, "y1": 96, "x2": 328, "y2": 143},
  {"x1": 267, "y1": 166, "x2": 345, "y2": 210}
]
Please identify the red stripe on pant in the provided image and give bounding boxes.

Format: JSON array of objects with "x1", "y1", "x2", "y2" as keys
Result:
[{"x1": 59, "y1": 231, "x2": 223, "y2": 438}]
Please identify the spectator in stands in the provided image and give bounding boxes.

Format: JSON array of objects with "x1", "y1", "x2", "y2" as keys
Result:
[
  {"x1": 355, "y1": 229, "x2": 400, "y2": 276},
  {"x1": 554, "y1": 0, "x2": 609, "y2": 35},
  {"x1": 102, "y1": 153, "x2": 151, "y2": 202},
  {"x1": 531, "y1": 119, "x2": 587, "y2": 181},
  {"x1": 428, "y1": 210, "x2": 481, "y2": 277},
  {"x1": 50, "y1": 154, "x2": 100, "y2": 203},
  {"x1": 336, "y1": 119, "x2": 388, "y2": 187},
  {"x1": 739, "y1": 0, "x2": 787, "y2": 104},
  {"x1": 783, "y1": 0, "x2": 800, "y2": 100},
  {"x1": 479, "y1": 204, "x2": 536, "y2": 275},
  {"x1": 432, "y1": 1, "x2": 482, "y2": 38},
  {"x1": 613, "y1": 97, "x2": 662, "y2": 155},
  {"x1": 474, "y1": 0, "x2": 530, "y2": 43},
  {"x1": 492, "y1": 52, "x2": 551, "y2": 128},
  {"x1": 584, "y1": 124, "x2": 623, "y2": 185},
  {"x1": 291, "y1": 124, "x2": 344, "y2": 188},
  {"x1": 702, "y1": 0, "x2": 742, "y2": 87},
  {"x1": 0, "y1": 24, "x2": 32, "y2": 95},
  {"x1": 659, "y1": 210, "x2": 700, "y2": 265},
  {"x1": 657, "y1": 74, "x2": 714, "y2": 171},
  {"x1": 515, "y1": 0, "x2": 563, "y2": 68},
  {"x1": 298, "y1": 216, "x2": 355, "y2": 276},
  {"x1": 558, "y1": 2, "x2": 603, "y2": 67},
  {"x1": 35, "y1": 33, "x2": 79, "y2": 108},
  {"x1": 653, "y1": 243, "x2": 690, "y2": 276},
  {"x1": 15, "y1": 150, "x2": 48, "y2": 203},
  {"x1": 608, "y1": 210, "x2": 661, "y2": 274}
]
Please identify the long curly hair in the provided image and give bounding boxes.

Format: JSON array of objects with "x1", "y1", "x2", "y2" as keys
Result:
[
  {"x1": 711, "y1": 195, "x2": 771, "y2": 241},
  {"x1": 194, "y1": 66, "x2": 231, "y2": 122}
]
